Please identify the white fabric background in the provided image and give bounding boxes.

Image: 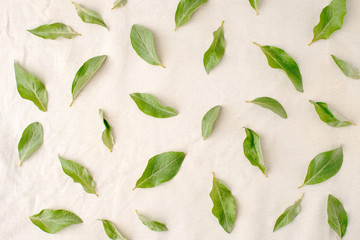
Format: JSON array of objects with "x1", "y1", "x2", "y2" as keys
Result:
[{"x1": 1, "y1": 0, "x2": 360, "y2": 239}]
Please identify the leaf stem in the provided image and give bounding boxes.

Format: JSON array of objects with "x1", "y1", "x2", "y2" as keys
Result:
[
  {"x1": 132, "y1": 186, "x2": 137, "y2": 191},
  {"x1": 308, "y1": 41, "x2": 314, "y2": 46},
  {"x1": 300, "y1": 192, "x2": 305, "y2": 200},
  {"x1": 95, "y1": 192, "x2": 99, "y2": 197},
  {"x1": 70, "y1": 101, "x2": 74, "y2": 107},
  {"x1": 297, "y1": 183, "x2": 305, "y2": 189},
  {"x1": 252, "y1": 42, "x2": 261, "y2": 47},
  {"x1": 19, "y1": 161, "x2": 23, "y2": 167},
  {"x1": 159, "y1": 63, "x2": 166, "y2": 68}
]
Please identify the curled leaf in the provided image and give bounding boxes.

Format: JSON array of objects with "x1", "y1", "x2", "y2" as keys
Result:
[
  {"x1": 28, "y1": 23, "x2": 80, "y2": 40},
  {"x1": 202, "y1": 105, "x2": 221, "y2": 140},
  {"x1": 175, "y1": 0, "x2": 208, "y2": 30},
  {"x1": 18, "y1": 122, "x2": 43, "y2": 167},
  {"x1": 136, "y1": 210, "x2": 168, "y2": 232},
  {"x1": 203, "y1": 21, "x2": 225, "y2": 74},
  {"x1": 331, "y1": 55, "x2": 360, "y2": 79},
  {"x1": 327, "y1": 194, "x2": 348, "y2": 239},
  {"x1": 112, "y1": 0, "x2": 127, "y2": 9},
  {"x1": 247, "y1": 97, "x2": 287, "y2": 119},
  {"x1": 73, "y1": 2, "x2": 107, "y2": 29},
  {"x1": 243, "y1": 128, "x2": 267, "y2": 177},
  {"x1": 99, "y1": 109, "x2": 114, "y2": 152},
  {"x1": 99, "y1": 219, "x2": 128, "y2": 240},
  {"x1": 249, "y1": 0, "x2": 259, "y2": 15},
  {"x1": 130, "y1": 93, "x2": 177, "y2": 118}
]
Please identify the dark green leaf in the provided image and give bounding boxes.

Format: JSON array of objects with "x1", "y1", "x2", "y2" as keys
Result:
[
  {"x1": 327, "y1": 194, "x2": 348, "y2": 239},
  {"x1": 70, "y1": 55, "x2": 107, "y2": 106},
  {"x1": 99, "y1": 109, "x2": 114, "y2": 152},
  {"x1": 18, "y1": 122, "x2": 43, "y2": 167},
  {"x1": 202, "y1": 105, "x2": 221, "y2": 140},
  {"x1": 203, "y1": 21, "x2": 225, "y2": 73},
  {"x1": 130, "y1": 93, "x2": 177, "y2": 118},
  {"x1": 133, "y1": 151, "x2": 186, "y2": 190},
  {"x1": 59, "y1": 156, "x2": 98, "y2": 196},
  {"x1": 175, "y1": 0, "x2": 208, "y2": 30},
  {"x1": 136, "y1": 210, "x2": 168, "y2": 232},
  {"x1": 112, "y1": 0, "x2": 127, "y2": 9},
  {"x1": 243, "y1": 128, "x2": 267, "y2": 177},
  {"x1": 28, "y1": 23, "x2": 80, "y2": 40},
  {"x1": 249, "y1": 0, "x2": 259, "y2": 15},
  {"x1": 99, "y1": 219, "x2": 128, "y2": 240},
  {"x1": 254, "y1": 42, "x2": 303, "y2": 92},
  {"x1": 247, "y1": 97, "x2": 287, "y2": 119},
  {"x1": 299, "y1": 146, "x2": 343, "y2": 188},
  {"x1": 29, "y1": 209, "x2": 82, "y2": 234},
  {"x1": 331, "y1": 55, "x2": 360, "y2": 79},
  {"x1": 73, "y1": 2, "x2": 107, "y2": 29},
  {"x1": 210, "y1": 172, "x2": 236, "y2": 233},
  {"x1": 14, "y1": 62, "x2": 48, "y2": 112}
]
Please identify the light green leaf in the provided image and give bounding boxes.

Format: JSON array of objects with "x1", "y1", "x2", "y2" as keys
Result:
[
  {"x1": 249, "y1": 0, "x2": 259, "y2": 15},
  {"x1": 99, "y1": 109, "x2": 114, "y2": 152},
  {"x1": 130, "y1": 93, "x2": 177, "y2": 118},
  {"x1": 133, "y1": 151, "x2": 186, "y2": 190},
  {"x1": 59, "y1": 156, "x2": 98, "y2": 196},
  {"x1": 299, "y1": 146, "x2": 343, "y2": 188},
  {"x1": 309, "y1": 0, "x2": 346, "y2": 45},
  {"x1": 273, "y1": 193, "x2": 304, "y2": 232},
  {"x1": 327, "y1": 194, "x2": 348, "y2": 239},
  {"x1": 73, "y1": 2, "x2": 107, "y2": 29},
  {"x1": 331, "y1": 55, "x2": 360, "y2": 79},
  {"x1": 30, "y1": 209, "x2": 82, "y2": 234},
  {"x1": 28, "y1": 23, "x2": 80, "y2": 40},
  {"x1": 254, "y1": 42, "x2": 303, "y2": 92},
  {"x1": 210, "y1": 172, "x2": 236, "y2": 233},
  {"x1": 175, "y1": 0, "x2": 208, "y2": 30},
  {"x1": 309, "y1": 100, "x2": 354, "y2": 127},
  {"x1": 203, "y1": 21, "x2": 225, "y2": 74},
  {"x1": 130, "y1": 24, "x2": 164, "y2": 68},
  {"x1": 247, "y1": 97, "x2": 287, "y2": 119},
  {"x1": 136, "y1": 210, "x2": 168, "y2": 232},
  {"x1": 243, "y1": 128, "x2": 267, "y2": 177},
  {"x1": 14, "y1": 62, "x2": 48, "y2": 112},
  {"x1": 70, "y1": 55, "x2": 107, "y2": 106},
  {"x1": 18, "y1": 122, "x2": 43, "y2": 167},
  {"x1": 202, "y1": 105, "x2": 221, "y2": 140},
  {"x1": 99, "y1": 219, "x2": 128, "y2": 240},
  {"x1": 112, "y1": 0, "x2": 127, "y2": 9}
]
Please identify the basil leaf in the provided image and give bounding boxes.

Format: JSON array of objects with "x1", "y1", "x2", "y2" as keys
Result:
[
  {"x1": 130, "y1": 24, "x2": 164, "y2": 68},
  {"x1": 174, "y1": 0, "x2": 208, "y2": 30},
  {"x1": 30, "y1": 209, "x2": 82, "y2": 234},
  {"x1": 243, "y1": 128, "x2": 267, "y2": 177},
  {"x1": 133, "y1": 151, "x2": 186, "y2": 190},
  {"x1": 203, "y1": 21, "x2": 225, "y2": 74},
  {"x1": 18, "y1": 122, "x2": 43, "y2": 167},
  {"x1": 28, "y1": 23, "x2": 80, "y2": 40},
  {"x1": 136, "y1": 210, "x2": 168, "y2": 232},
  {"x1": 73, "y1": 2, "x2": 107, "y2": 29},
  {"x1": 99, "y1": 109, "x2": 114, "y2": 152},
  {"x1": 14, "y1": 62, "x2": 48, "y2": 112},
  {"x1": 202, "y1": 105, "x2": 221, "y2": 140},
  {"x1": 273, "y1": 193, "x2": 304, "y2": 232},
  {"x1": 247, "y1": 97, "x2": 287, "y2": 119},
  {"x1": 331, "y1": 55, "x2": 360, "y2": 79},
  {"x1": 299, "y1": 146, "x2": 343, "y2": 188},
  {"x1": 70, "y1": 55, "x2": 107, "y2": 106},
  {"x1": 253, "y1": 42, "x2": 303, "y2": 92},
  {"x1": 309, "y1": 100, "x2": 354, "y2": 127},
  {"x1": 59, "y1": 156, "x2": 98, "y2": 196},
  {"x1": 309, "y1": 0, "x2": 346, "y2": 45},
  {"x1": 130, "y1": 93, "x2": 177, "y2": 118},
  {"x1": 210, "y1": 172, "x2": 236, "y2": 233},
  {"x1": 327, "y1": 194, "x2": 348, "y2": 239},
  {"x1": 99, "y1": 219, "x2": 128, "y2": 240},
  {"x1": 249, "y1": 0, "x2": 259, "y2": 15},
  {"x1": 112, "y1": 0, "x2": 127, "y2": 9}
]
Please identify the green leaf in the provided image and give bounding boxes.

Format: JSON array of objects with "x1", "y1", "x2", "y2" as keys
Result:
[
  {"x1": 253, "y1": 42, "x2": 303, "y2": 93},
  {"x1": 203, "y1": 21, "x2": 225, "y2": 74},
  {"x1": 327, "y1": 194, "x2": 348, "y2": 239},
  {"x1": 243, "y1": 128, "x2": 267, "y2": 177},
  {"x1": 247, "y1": 97, "x2": 287, "y2": 119},
  {"x1": 210, "y1": 172, "x2": 236, "y2": 233},
  {"x1": 309, "y1": 0, "x2": 346, "y2": 45},
  {"x1": 99, "y1": 109, "x2": 115, "y2": 152},
  {"x1": 70, "y1": 55, "x2": 107, "y2": 106},
  {"x1": 28, "y1": 23, "x2": 80, "y2": 40},
  {"x1": 298, "y1": 146, "x2": 343, "y2": 188},
  {"x1": 130, "y1": 93, "x2": 177, "y2": 118},
  {"x1": 249, "y1": 0, "x2": 259, "y2": 15},
  {"x1": 136, "y1": 210, "x2": 168, "y2": 232},
  {"x1": 174, "y1": 0, "x2": 208, "y2": 30},
  {"x1": 99, "y1": 219, "x2": 128, "y2": 240},
  {"x1": 59, "y1": 156, "x2": 98, "y2": 196},
  {"x1": 14, "y1": 62, "x2": 48, "y2": 112},
  {"x1": 112, "y1": 0, "x2": 127, "y2": 9},
  {"x1": 202, "y1": 105, "x2": 221, "y2": 140},
  {"x1": 18, "y1": 122, "x2": 43, "y2": 167},
  {"x1": 273, "y1": 193, "x2": 304, "y2": 232},
  {"x1": 29, "y1": 209, "x2": 82, "y2": 234},
  {"x1": 133, "y1": 151, "x2": 186, "y2": 190},
  {"x1": 130, "y1": 24, "x2": 164, "y2": 68},
  {"x1": 331, "y1": 55, "x2": 360, "y2": 79},
  {"x1": 309, "y1": 100, "x2": 354, "y2": 127},
  {"x1": 72, "y1": 2, "x2": 107, "y2": 29}
]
